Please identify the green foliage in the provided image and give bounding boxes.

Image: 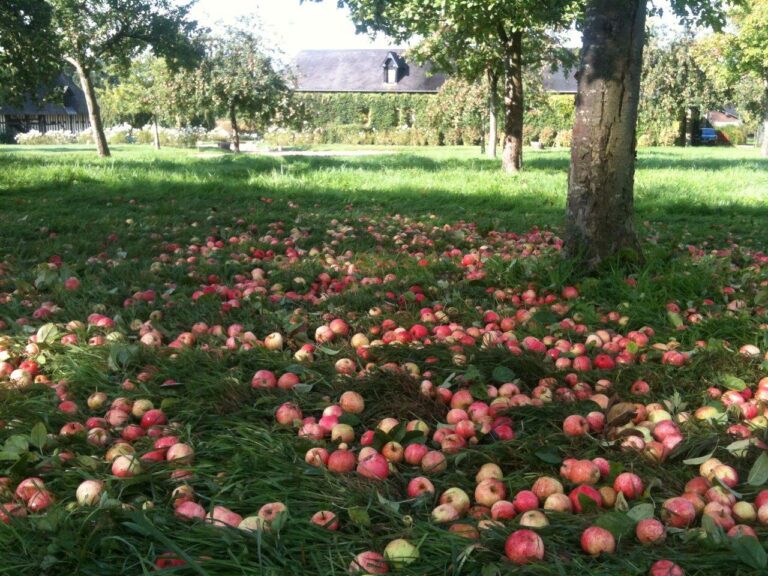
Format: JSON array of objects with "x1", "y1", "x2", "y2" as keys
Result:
[
  {"x1": 526, "y1": 94, "x2": 575, "y2": 134},
  {"x1": 197, "y1": 23, "x2": 291, "y2": 141},
  {"x1": 425, "y1": 78, "x2": 486, "y2": 146},
  {"x1": 99, "y1": 56, "x2": 177, "y2": 128},
  {"x1": 0, "y1": 0, "x2": 59, "y2": 104},
  {"x1": 637, "y1": 28, "x2": 725, "y2": 147},
  {"x1": 272, "y1": 83, "x2": 573, "y2": 147},
  {"x1": 49, "y1": 0, "x2": 200, "y2": 73},
  {"x1": 718, "y1": 124, "x2": 748, "y2": 145}
]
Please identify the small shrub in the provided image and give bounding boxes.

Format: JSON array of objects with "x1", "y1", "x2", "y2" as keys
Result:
[
  {"x1": 658, "y1": 126, "x2": 678, "y2": 147},
  {"x1": 15, "y1": 129, "x2": 78, "y2": 145},
  {"x1": 554, "y1": 129, "x2": 572, "y2": 148},
  {"x1": 105, "y1": 123, "x2": 134, "y2": 145},
  {"x1": 637, "y1": 133, "x2": 655, "y2": 147},
  {"x1": 523, "y1": 125, "x2": 539, "y2": 146},
  {"x1": 717, "y1": 125, "x2": 746, "y2": 146},
  {"x1": 539, "y1": 127, "x2": 557, "y2": 147}
]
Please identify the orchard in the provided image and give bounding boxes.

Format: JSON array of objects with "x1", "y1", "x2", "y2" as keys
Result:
[{"x1": 0, "y1": 146, "x2": 767, "y2": 574}]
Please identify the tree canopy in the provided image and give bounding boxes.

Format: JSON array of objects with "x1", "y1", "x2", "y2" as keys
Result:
[
  {"x1": 196, "y1": 24, "x2": 291, "y2": 153},
  {"x1": 46, "y1": 0, "x2": 201, "y2": 156},
  {"x1": 0, "y1": 0, "x2": 59, "y2": 104},
  {"x1": 312, "y1": 0, "x2": 583, "y2": 173}
]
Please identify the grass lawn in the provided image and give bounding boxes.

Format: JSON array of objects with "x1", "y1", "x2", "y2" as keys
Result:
[{"x1": 0, "y1": 144, "x2": 767, "y2": 575}]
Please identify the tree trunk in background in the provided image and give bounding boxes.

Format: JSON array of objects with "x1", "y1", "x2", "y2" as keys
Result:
[
  {"x1": 67, "y1": 57, "x2": 110, "y2": 158},
  {"x1": 229, "y1": 105, "x2": 240, "y2": 153},
  {"x1": 762, "y1": 81, "x2": 768, "y2": 157},
  {"x1": 153, "y1": 115, "x2": 161, "y2": 150},
  {"x1": 564, "y1": 0, "x2": 647, "y2": 269},
  {"x1": 500, "y1": 28, "x2": 523, "y2": 173},
  {"x1": 676, "y1": 108, "x2": 687, "y2": 146},
  {"x1": 762, "y1": 118, "x2": 768, "y2": 157},
  {"x1": 487, "y1": 69, "x2": 498, "y2": 159},
  {"x1": 689, "y1": 107, "x2": 701, "y2": 146}
]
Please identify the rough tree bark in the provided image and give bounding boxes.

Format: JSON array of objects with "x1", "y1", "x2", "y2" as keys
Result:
[
  {"x1": 500, "y1": 28, "x2": 523, "y2": 174},
  {"x1": 564, "y1": 0, "x2": 647, "y2": 268},
  {"x1": 66, "y1": 57, "x2": 110, "y2": 158},
  {"x1": 229, "y1": 104, "x2": 240, "y2": 153},
  {"x1": 487, "y1": 69, "x2": 499, "y2": 159}
]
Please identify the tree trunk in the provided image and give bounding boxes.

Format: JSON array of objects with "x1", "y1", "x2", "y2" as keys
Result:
[
  {"x1": 762, "y1": 80, "x2": 768, "y2": 157},
  {"x1": 689, "y1": 107, "x2": 701, "y2": 146},
  {"x1": 500, "y1": 28, "x2": 523, "y2": 173},
  {"x1": 153, "y1": 114, "x2": 161, "y2": 150},
  {"x1": 676, "y1": 108, "x2": 687, "y2": 147},
  {"x1": 762, "y1": 119, "x2": 768, "y2": 157},
  {"x1": 487, "y1": 69, "x2": 499, "y2": 159},
  {"x1": 229, "y1": 104, "x2": 240, "y2": 153},
  {"x1": 564, "y1": 0, "x2": 647, "y2": 269},
  {"x1": 67, "y1": 57, "x2": 110, "y2": 158}
]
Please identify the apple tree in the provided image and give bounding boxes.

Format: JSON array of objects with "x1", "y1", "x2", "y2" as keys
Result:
[
  {"x1": 48, "y1": 0, "x2": 200, "y2": 157},
  {"x1": 310, "y1": 0, "x2": 582, "y2": 173},
  {"x1": 198, "y1": 26, "x2": 291, "y2": 154},
  {"x1": 564, "y1": 0, "x2": 737, "y2": 269},
  {"x1": 728, "y1": 0, "x2": 768, "y2": 156},
  {"x1": 0, "y1": 0, "x2": 59, "y2": 104}
]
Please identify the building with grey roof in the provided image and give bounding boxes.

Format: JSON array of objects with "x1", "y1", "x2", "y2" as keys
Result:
[
  {"x1": 0, "y1": 76, "x2": 91, "y2": 138},
  {"x1": 293, "y1": 49, "x2": 578, "y2": 95}
]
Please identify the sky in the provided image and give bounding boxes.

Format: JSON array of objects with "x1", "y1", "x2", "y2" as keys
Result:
[
  {"x1": 189, "y1": 0, "x2": 398, "y2": 58},
  {"x1": 189, "y1": 0, "x2": 684, "y2": 60}
]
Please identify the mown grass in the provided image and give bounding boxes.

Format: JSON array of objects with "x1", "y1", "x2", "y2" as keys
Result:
[{"x1": 0, "y1": 144, "x2": 767, "y2": 575}]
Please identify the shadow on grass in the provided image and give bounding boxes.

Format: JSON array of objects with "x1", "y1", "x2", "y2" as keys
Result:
[{"x1": 2, "y1": 147, "x2": 767, "y2": 236}]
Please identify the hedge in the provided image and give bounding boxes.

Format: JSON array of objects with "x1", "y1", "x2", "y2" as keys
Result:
[{"x1": 268, "y1": 89, "x2": 577, "y2": 148}]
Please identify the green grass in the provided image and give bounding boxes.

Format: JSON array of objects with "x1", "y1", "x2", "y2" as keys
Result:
[{"x1": 0, "y1": 144, "x2": 767, "y2": 575}]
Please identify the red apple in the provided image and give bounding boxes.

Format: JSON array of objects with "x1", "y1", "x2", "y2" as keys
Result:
[
  {"x1": 580, "y1": 526, "x2": 615, "y2": 555},
  {"x1": 490, "y1": 499, "x2": 517, "y2": 520},
  {"x1": 614, "y1": 472, "x2": 644, "y2": 500},
  {"x1": 636, "y1": 518, "x2": 666, "y2": 545},
  {"x1": 475, "y1": 479, "x2": 507, "y2": 507},
  {"x1": 112, "y1": 455, "x2": 142, "y2": 478},
  {"x1": 357, "y1": 453, "x2": 389, "y2": 480},
  {"x1": 649, "y1": 560, "x2": 684, "y2": 576},
  {"x1": 311, "y1": 510, "x2": 339, "y2": 530},
  {"x1": 569, "y1": 485, "x2": 603, "y2": 513},
  {"x1": 504, "y1": 529, "x2": 545, "y2": 565},
  {"x1": 563, "y1": 415, "x2": 589, "y2": 437},
  {"x1": 407, "y1": 476, "x2": 435, "y2": 498},
  {"x1": 661, "y1": 497, "x2": 696, "y2": 528},
  {"x1": 349, "y1": 551, "x2": 388, "y2": 574},
  {"x1": 404, "y1": 443, "x2": 428, "y2": 465},
  {"x1": 327, "y1": 449, "x2": 356, "y2": 473},
  {"x1": 175, "y1": 500, "x2": 205, "y2": 521}
]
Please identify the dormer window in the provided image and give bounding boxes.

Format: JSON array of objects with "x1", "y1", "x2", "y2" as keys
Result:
[
  {"x1": 382, "y1": 52, "x2": 405, "y2": 85},
  {"x1": 387, "y1": 66, "x2": 398, "y2": 84}
]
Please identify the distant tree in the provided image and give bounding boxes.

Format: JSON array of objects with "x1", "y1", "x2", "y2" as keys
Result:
[
  {"x1": 198, "y1": 25, "x2": 291, "y2": 153},
  {"x1": 639, "y1": 28, "x2": 725, "y2": 146},
  {"x1": 727, "y1": 0, "x2": 768, "y2": 155},
  {"x1": 564, "y1": 0, "x2": 736, "y2": 270},
  {"x1": 48, "y1": 0, "x2": 200, "y2": 157},
  {"x1": 692, "y1": 32, "x2": 764, "y2": 136},
  {"x1": 99, "y1": 56, "x2": 177, "y2": 148},
  {"x1": 411, "y1": 28, "x2": 575, "y2": 159},
  {"x1": 0, "y1": 0, "x2": 59, "y2": 104},
  {"x1": 310, "y1": 0, "x2": 582, "y2": 173}
]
